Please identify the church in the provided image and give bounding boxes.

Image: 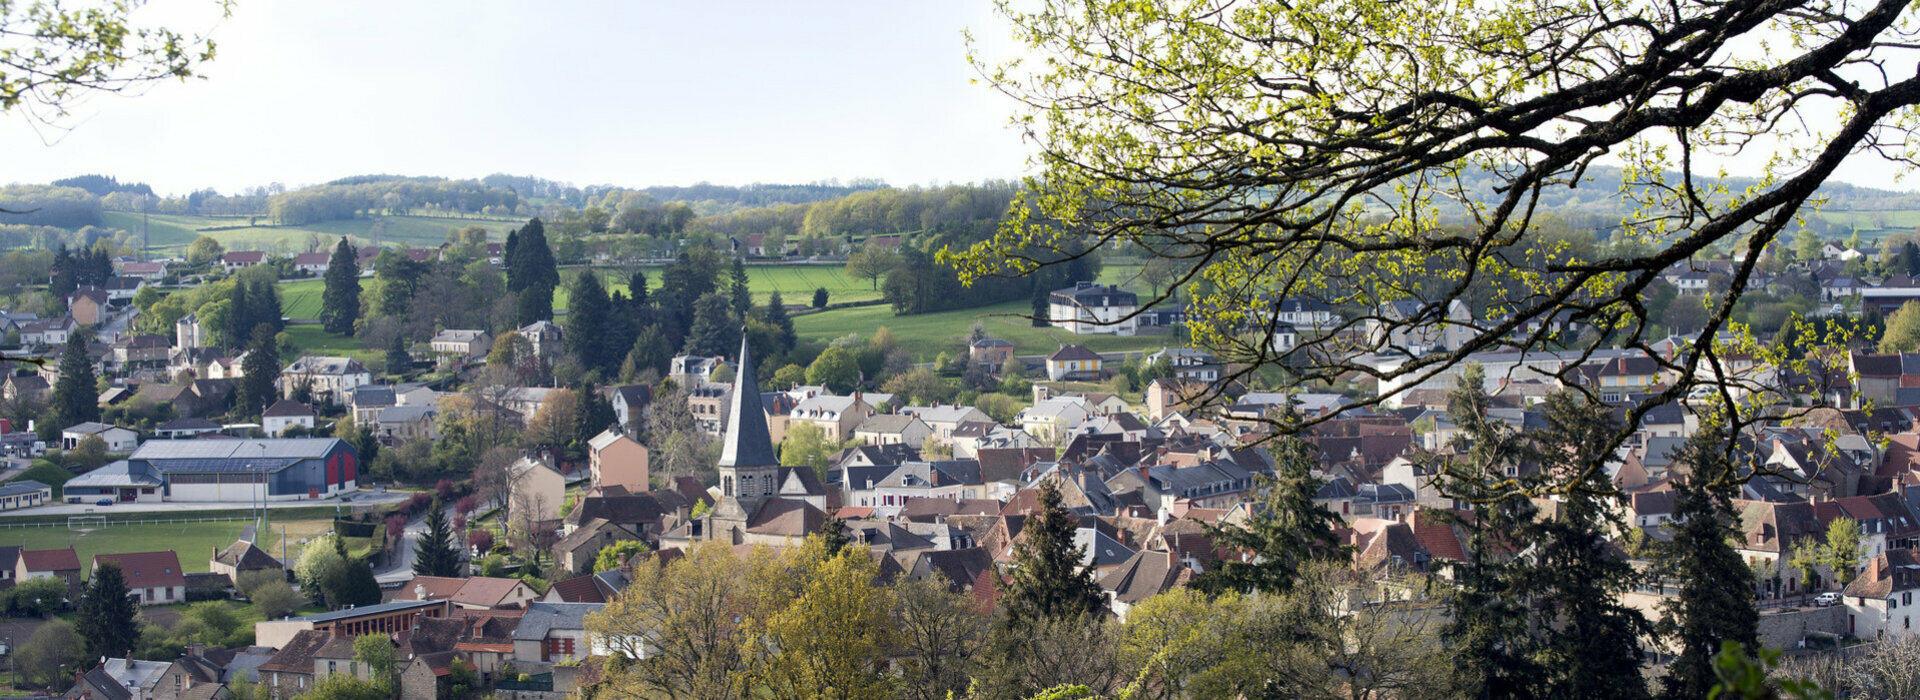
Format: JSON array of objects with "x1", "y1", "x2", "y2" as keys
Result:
[{"x1": 691, "y1": 336, "x2": 833, "y2": 546}]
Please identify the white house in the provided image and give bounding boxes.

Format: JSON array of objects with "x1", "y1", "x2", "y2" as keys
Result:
[
  {"x1": 1048, "y1": 282, "x2": 1139, "y2": 336},
  {"x1": 280, "y1": 356, "x2": 373, "y2": 404},
  {"x1": 61, "y1": 422, "x2": 140, "y2": 452},
  {"x1": 262, "y1": 399, "x2": 317, "y2": 436},
  {"x1": 1273, "y1": 297, "x2": 1340, "y2": 331},
  {"x1": 1843, "y1": 550, "x2": 1920, "y2": 640},
  {"x1": 1017, "y1": 397, "x2": 1093, "y2": 443}
]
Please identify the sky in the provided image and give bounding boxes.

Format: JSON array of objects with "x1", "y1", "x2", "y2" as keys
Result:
[
  {"x1": 1, "y1": 1, "x2": 1036, "y2": 196},
  {"x1": 4, "y1": 1, "x2": 1916, "y2": 198}
]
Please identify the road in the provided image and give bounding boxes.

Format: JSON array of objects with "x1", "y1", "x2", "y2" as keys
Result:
[
  {"x1": 375, "y1": 501, "x2": 459, "y2": 584},
  {"x1": 95, "y1": 306, "x2": 134, "y2": 343}
]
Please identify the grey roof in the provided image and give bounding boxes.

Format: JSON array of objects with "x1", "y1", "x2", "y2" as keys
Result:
[
  {"x1": 156, "y1": 417, "x2": 221, "y2": 432},
  {"x1": 291, "y1": 599, "x2": 443, "y2": 624},
  {"x1": 64, "y1": 460, "x2": 164, "y2": 488},
  {"x1": 63, "y1": 421, "x2": 128, "y2": 435},
  {"x1": 0, "y1": 480, "x2": 51, "y2": 497},
  {"x1": 856, "y1": 414, "x2": 924, "y2": 435},
  {"x1": 719, "y1": 336, "x2": 778, "y2": 468},
  {"x1": 377, "y1": 405, "x2": 436, "y2": 424},
  {"x1": 513, "y1": 602, "x2": 604, "y2": 640},
  {"x1": 352, "y1": 386, "x2": 396, "y2": 407},
  {"x1": 261, "y1": 399, "x2": 313, "y2": 418},
  {"x1": 131, "y1": 438, "x2": 344, "y2": 460}
]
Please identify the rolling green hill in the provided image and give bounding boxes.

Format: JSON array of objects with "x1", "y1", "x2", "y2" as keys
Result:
[{"x1": 104, "y1": 212, "x2": 525, "y2": 254}]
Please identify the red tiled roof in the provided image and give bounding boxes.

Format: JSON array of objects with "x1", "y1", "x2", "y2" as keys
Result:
[
  {"x1": 546, "y1": 575, "x2": 606, "y2": 604},
  {"x1": 94, "y1": 551, "x2": 186, "y2": 589},
  {"x1": 21, "y1": 547, "x2": 79, "y2": 572},
  {"x1": 1411, "y1": 510, "x2": 1468, "y2": 561}
]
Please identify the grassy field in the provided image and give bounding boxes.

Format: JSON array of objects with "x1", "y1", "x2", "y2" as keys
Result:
[
  {"x1": 284, "y1": 325, "x2": 377, "y2": 362},
  {"x1": 6, "y1": 519, "x2": 333, "y2": 578},
  {"x1": 1810, "y1": 210, "x2": 1920, "y2": 240},
  {"x1": 105, "y1": 211, "x2": 525, "y2": 254},
  {"x1": 554, "y1": 263, "x2": 883, "y2": 310},
  {"x1": 793, "y1": 300, "x2": 1174, "y2": 361},
  {"x1": 280, "y1": 263, "x2": 883, "y2": 318}
]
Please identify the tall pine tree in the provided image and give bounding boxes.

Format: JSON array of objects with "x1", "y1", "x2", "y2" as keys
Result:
[
  {"x1": 1525, "y1": 392, "x2": 1651, "y2": 700},
  {"x1": 1658, "y1": 421, "x2": 1761, "y2": 700},
  {"x1": 238, "y1": 324, "x2": 281, "y2": 418},
  {"x1": 413, "y1": 495, "x2": 462, "y2": 577},
  {"x1": 1191, "y1": 435, "x2": 1345, "y2": 596},
  {"x1": 1440, "y1": 366, "x2": 1548, "y2": 699},
  {"x1": 320, "y1": 238, "x2": 360, "y2": 334},
  {"x1": 51, "y1": 332, "x2": 99, "y2": 429},
  {"x1": 627, "y1": 269, "x2": 649, "y2": 307},
  {"x1": 565, "y1": 269, "x2": 611, "y2": 373},
  {"x1": 78, "y1": 563, "x2": 140, "y2": 660},
  {"x1": 762, "y1": 290, "x2": 795, "y2": 354},
  {"x1": 226, "y1": 280, "x2": 252, "y2": 349},
  {"x1": 730, "y1": 256, "x2": 751, "y2": 319},
  {"x1": 682, "y1": 292, "x2": 738, "y2": 357},
  {"x1": 999, "y1": 479, "x2": 1104, "y2": 624}
]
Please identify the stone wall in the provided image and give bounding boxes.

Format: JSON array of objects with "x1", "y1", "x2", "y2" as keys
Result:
[{"x1": 1757, "y1": 605, "x2": 1847, "y2": 649}]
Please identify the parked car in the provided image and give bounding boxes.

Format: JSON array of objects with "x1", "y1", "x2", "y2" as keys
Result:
[
  {"x1": 1815, "y1": 592, "x2": 1842, "y2": 607},
  {"x1": 94, "y1": 498, "x2": 113, "y2": 507}
]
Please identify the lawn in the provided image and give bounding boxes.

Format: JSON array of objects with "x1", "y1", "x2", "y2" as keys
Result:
[
  {"x1": 554, "y1": 263, "x2": 882, "y2": 310},
  {"x1": 792, "y1": 300, "x2": 1174, "y2": 362},
  {"x1": 280, "y1": 278, "x2": 326, "y2": 319},
  {"x1": 5, "y1": 519, "x2": 333, "y2": 578},
  {"x1": 283, "y1": 325, "x2": 377, "y2": 362},
  {"x1": 1809, "y1": 209, "x2": 1920, "y2": 240}
]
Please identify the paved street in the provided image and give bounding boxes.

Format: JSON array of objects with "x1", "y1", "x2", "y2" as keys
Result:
[{"x1": 375, "y1": 501, "x2": 458, "y2": 583}]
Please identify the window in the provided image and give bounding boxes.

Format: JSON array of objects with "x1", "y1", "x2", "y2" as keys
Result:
[{"x1": 329, "y1": 661, "x2": 336, "y2": 674}]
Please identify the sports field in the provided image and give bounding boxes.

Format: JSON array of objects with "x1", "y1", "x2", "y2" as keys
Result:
[{"x1": 6, "y1": 519, "x2": 333, "y2": 577}]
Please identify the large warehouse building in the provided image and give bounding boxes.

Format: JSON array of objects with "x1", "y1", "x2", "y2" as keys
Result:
[{"x1": 63, "y1": 438, "x2": 360, "y2": 504}]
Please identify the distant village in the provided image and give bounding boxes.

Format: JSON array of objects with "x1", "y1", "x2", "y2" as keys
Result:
[{"x1": 7, "y1": 233, "x2": 1920, "y2": 699}]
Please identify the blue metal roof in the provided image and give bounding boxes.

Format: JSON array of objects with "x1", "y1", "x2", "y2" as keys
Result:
[{"x1": 292, "y1": 599, "x2": 444, "y2": 624}]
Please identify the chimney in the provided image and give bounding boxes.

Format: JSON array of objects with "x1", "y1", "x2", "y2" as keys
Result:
[{"x1": 1138, "y1": 465, "x2": 1150, "y2": 483}]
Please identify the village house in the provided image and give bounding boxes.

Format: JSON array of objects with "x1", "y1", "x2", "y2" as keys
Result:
[
  {"x1": 374, "y1": 404, "x2": 438, "y2": 444},
  {"x1": 18, "y1": 547, "x2": 82, "y2": 600},
  {"x1": 209, "y1": 539, "x2": 281, "y2": 580},
  {"x1": 221, "y1": 251, "x2": 268, "y2": 274},
  {"x1": 429, "y1": 329, "x2": 492, "y2": 367},
  {"x1": 261, "y1": 399, "x2": 316, "y2": 436},
  {"x1": 517, "y1": 320, "x2": 564, "y2": 358},
  {"x1": 1049, "y1": 282, "x2": 1139, "y2": 335},
  {"x1": 854, "y1": 414, "x2": 933, "y2": 447},
  {"x1": 279, "y1": 356, "x2": 372, "y2": 404},
  {"x1": 1843, "y1": 549, "x2": 1920, "y2": 640},
  {"x1": 1045, "y1": 344, "x2": 1104, "y2": 381},
  {"x1": 513, "y1": 602, "x2": 602, "y2": 663},
  {"x1": 291, "y1": 251, "x2": 331, "y2": 275},
  {"x1": 94, "y1": 550, "x2": 187, "y2": 605},
  {"x1": 588, "y1": 429, "x2": 650, "y2": 493},
  {"x1": 790, "y1": 393, "x2": 882, "y2": 442},
  {"x1": 110, "y1": 333, "x2": 170, "y2": 372},
  {"x1": 20, "y1": 316, "x2": 74, "y2": 346},
  {"x1": 393, "y1": 576, "x2": 542, "y2": 610},
  {"x1": 969, "y1": 337, "x2": 1015, "y2": 370},
  {"x1": 66, "y1": 288, "x2": 109, "y2": 325},
  {"x1": 508, "y1": 456, "x2": 567, "y2": 526},
  {"x1": 62, "y1": 421, "x2": 141, "y2": 452},
  {"x1": 0, "y1": 480, "x2": 51, "y2": 511}
]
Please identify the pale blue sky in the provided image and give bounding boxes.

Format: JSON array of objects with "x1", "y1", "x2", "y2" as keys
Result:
[
  {"x1": 2, "y1": 1, "x2": 1035, "y2": 196},
  {"x1": 3, "y1": 1, "x2": 1913, "y2": 197}
]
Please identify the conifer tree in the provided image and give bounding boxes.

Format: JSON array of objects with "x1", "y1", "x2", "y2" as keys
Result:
[
  {"x1": 1525, "y1": 392, "x2": 1651, "y2": 700},
  {"x1": 386, "y1": 336, "x2": 412, "y2": 374},
  {"x1": 1030, "y1": 283, "x2": 1050, "y2": 327},
  {"x1": 812, "y1": 287, "x2": 828, "y2": 309},
  {"x1": 762, "y1": 290, "x2": 795, "y2": 354},
  {"x1": 1191, "y1": 435, "x2": 1345, "y2": 596},
  {"x1": 413, "y1": 495, "x2": 462, "y2": 577},
  {"x1": 238, "y1": 324, "x2": 281, "y2": 418},
  {"x1": 628, "y1": 269, "x2": 649, "y2": 307},
  {"x1": 1440, "y1": 367, "x2": 1546, "y2": 699},
  {"x1": 999, "y1": 480, "x2": 1104, "y2": 624},
  {"x1": 508, "y1": 218, "x2": 558, "y2": 293},
  {"x1": 730, "y1": 256, "x2": 751, "y2": 319},
  {"x1": 682, "y1": 292, "x2": 738, "y2": 357},
  {"x1": 51, "y1": 332, "x2": 99, "y2": 429},
  {"x1": 226, "y1": 280, "x2": 252, "y2": 348},
  {"x1": 575, "y1": 385, "x2": 617, "y2": 443},
  {"x1": 620, "y1": 324, "x2": 673, "y2": 381},
  {"x1": 78, "y1": 563, "x2": 139, "y2": 660},
  {"x1": 1658, "y1": 421, "x2": 1761, "y2": 700},
  {"x1": 320, "y1": 238, "x2": 360, "y2": 334},
  {"x1": 565, "y1": 269, "x2": 611, "y2": 373},
  {"x1": 516, "y1": 283, "x2": 555, "y2": 326},
  {"x1": 248, "y1": 274, "x2": 284, "y2": 335},
  {"x1": 327, "y1": 557, "x2": 383, "y2": 608}
]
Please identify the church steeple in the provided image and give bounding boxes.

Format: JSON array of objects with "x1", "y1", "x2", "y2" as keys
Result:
[
  {"x1": 712, "y1": 333, "x2": 779, "y2": 536},
  {"x1": 718, "y1": 333, "x2": 777, "y2": 468}
]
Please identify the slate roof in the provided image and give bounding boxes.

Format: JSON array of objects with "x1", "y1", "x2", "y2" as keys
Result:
[
  {"x1": 719, "y1": 336, "x2": 778, "y2": 468},
  {"x1": 856, "y1": 414, "x2": 924, "y2": 435},
  {"x1": 352, "y1": 386, "x2": 397, "y2": 407},
  {"x1": 513, "y1": 602, "x2": 603, "y2": 640},
  {"x1": 1048, "y1": 345, "x2": 1103, "y2": 362},
  {"x1": 290, "y1": 599, "x2": 444, "y2": 623},
  {"x1": 73, "y1": 668, "x2": 133, "y2": 700},
  {"x1": 261, "y1": 399, "x2": 313, "y2": 418},
  {"x1": 564, "y1": 494, "x2": 671, "y2": 530},
  {"x1": 1098, "y1": 549, "x2": 1190, "y2": 604}
]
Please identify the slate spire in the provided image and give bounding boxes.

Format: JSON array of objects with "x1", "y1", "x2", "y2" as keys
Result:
[{"x1": 718, "y1": 332, "x2": 778, "y2": 468}]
